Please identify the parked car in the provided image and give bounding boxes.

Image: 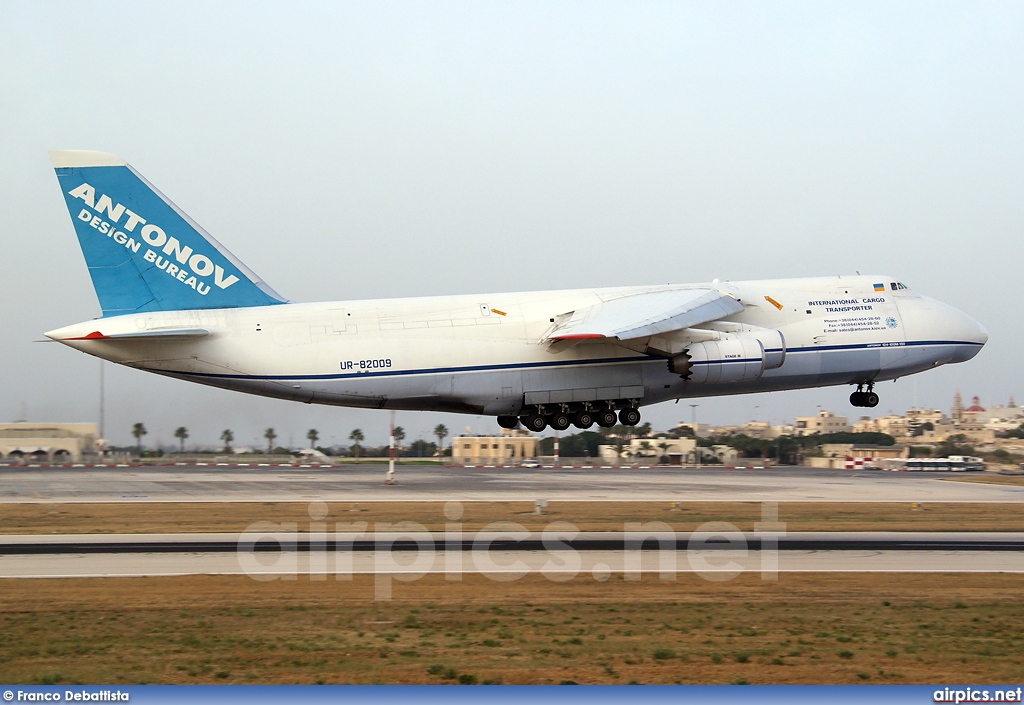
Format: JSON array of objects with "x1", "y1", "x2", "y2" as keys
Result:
[{"x1": 520, "y1": 458, "x2": 541, "y2": 468}]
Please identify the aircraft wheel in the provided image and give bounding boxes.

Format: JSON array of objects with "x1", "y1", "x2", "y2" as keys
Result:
[
  {"x1": 573, "y1": 411, "x2": 595, "y2": 430},
  {"x1": 596, "y1": 410, "x2": 618, "y2": 428},
  {"x1": 850, "y1": 391, "x2": 865, "y2": 407},
  {"x1": 522, "y1": 414, "x2": 548, "y2": 433},
  {"x1": 549, "y1": 412, "x2": 571, "y2": 431},
  {"x1": 497, "y1": 415, "x2": 519, "y2": 430},
  {"x1": 619, "y1": 407, "x2": 642, "y2": 426},
  {"x1": 864, "y1": 392, "x2": 879, "y2": 408}
]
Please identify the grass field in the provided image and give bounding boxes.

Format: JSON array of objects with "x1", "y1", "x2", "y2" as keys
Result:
[
  {"x1": 1, "y1": 573, "x2": 1022, "y2": 685},
  {"x1": 3, "y1": 501, "x2": 1021, "y2": 685},
  {"x1": 2, "y1": 501, "x2": 1023, "y2": 535},
  {"x1": 942, "y1": 475, "x2": 1024, "y2": 487}
]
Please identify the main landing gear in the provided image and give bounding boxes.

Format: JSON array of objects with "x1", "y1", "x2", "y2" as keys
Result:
[
  {"x1": 850, "y1": 383, "x2": 879, "y2": 408},
  {"x1": 498, "y1": 402, "x2": 642, "y2": 433}
]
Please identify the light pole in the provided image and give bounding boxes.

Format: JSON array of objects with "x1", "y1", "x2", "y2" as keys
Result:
[
  {"x1": 98, "y1": 360, "x2": 105, "y2": 453},
  {"x1": 689, "y1": 404, "x2": 699, "y2": 469},
  {"x1": 386, "y1": 411, "x2": 396, "y2": 485}
]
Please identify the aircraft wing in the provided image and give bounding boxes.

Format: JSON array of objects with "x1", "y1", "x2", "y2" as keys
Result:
[{"x1": 548, "y1": 288, "x2": 743, "y2": 341}]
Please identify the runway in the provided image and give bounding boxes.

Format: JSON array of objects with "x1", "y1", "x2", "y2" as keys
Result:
[
  {"x1": 2, "y1": 532, "x2": 1022, "y2": 578},
  {"x1": 1, "y1": 464, "x2": 1021, "y2": 503}
]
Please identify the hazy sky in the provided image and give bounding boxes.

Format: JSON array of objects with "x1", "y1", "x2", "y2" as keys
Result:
[{"x1": 1, "y1": 2, "x2": 1022, "y2": 449}]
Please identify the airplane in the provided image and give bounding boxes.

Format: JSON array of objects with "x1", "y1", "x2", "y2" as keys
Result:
[{"x1": 44, "y1": 151, "x2": 988, "y2": 433}]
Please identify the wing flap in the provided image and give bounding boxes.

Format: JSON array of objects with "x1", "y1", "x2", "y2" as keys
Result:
[{"x1": 548, "y1": 289, "x2": 743, "y2": 341}]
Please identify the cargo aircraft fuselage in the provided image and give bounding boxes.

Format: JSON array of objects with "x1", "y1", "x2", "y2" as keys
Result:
[{"x1": 45, "y1": 151, "x2": 987, "y2": 433}]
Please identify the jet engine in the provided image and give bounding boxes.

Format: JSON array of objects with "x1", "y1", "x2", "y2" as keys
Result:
[{"x1": 669, "y1": 329, "x2": 786, "y2": 384}]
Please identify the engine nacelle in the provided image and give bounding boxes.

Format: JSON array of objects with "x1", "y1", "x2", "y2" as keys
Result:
[
  {"x1": 668, "y1": 351, "x2": 693, "y2": 377},
  {"x1": 669, "y1": 330, "x2": 785, "y2": 384},
  {"x1": 750, "y1": 328, "x2": 786, "y2": 371}
]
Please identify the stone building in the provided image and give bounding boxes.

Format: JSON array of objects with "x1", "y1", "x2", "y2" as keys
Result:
[
  {"x1": 793, "y1": 411, "x2": 851, "y2": 436},
  {"x1": 598, "y1": 436, "x2": 697, "y2": 464},
  {"x1": 0, "y1": 423, "x2": 98, "y2": 462},
  {"x1": 452, "y1": 429, "x2": 538, "y2": 464}
]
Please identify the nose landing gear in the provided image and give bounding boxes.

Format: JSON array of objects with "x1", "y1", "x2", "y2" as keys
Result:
[{"x1": 850, "y1": 383, "x2": 879, "y2": 408}]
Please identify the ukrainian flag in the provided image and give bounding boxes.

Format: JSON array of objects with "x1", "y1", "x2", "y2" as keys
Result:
[{"x1": 873, "y1": 283, "x2": 885, "y2": 292}]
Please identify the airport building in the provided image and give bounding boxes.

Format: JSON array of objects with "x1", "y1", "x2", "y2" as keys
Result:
[
  {"x1": 598, "y1": 436, "x2": 697, "y2": 464},
  {"x1": 819, "y1": 443, "x2": 909, "y2": 460},
  {"x1": 452, "y1": 429, "x2": 538, "y2": 464},
  {"x1": 0, "y1": 423, "x2": 99, "y2": 462}
]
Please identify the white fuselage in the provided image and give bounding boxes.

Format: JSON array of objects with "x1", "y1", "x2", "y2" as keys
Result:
[{"x1": 46, "y1": 275, "x2": 987, "y2": 416}]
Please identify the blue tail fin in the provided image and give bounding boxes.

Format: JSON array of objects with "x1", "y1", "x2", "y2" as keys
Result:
[{"x1": 50, "y1": 150, "x2": 286, "y2": 317}]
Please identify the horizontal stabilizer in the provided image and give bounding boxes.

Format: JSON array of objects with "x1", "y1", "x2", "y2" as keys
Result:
[
  {"x1": 548, "y1": 288, "x2": 744, "y2": 341},
  {"x1": 48, "y1": 328, "x2": 209, "y2": 342}
]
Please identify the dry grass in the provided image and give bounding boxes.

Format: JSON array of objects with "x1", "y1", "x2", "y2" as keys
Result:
[
  {"x1": 4, "y1": 501, "x2": 1020, "y2": 684},
  {"x1": 2, "y1": 501, "x2": 1023, "y2": 535},
  {"x1": 1, "y1": 573, "x2": 1022, "y2": 685}
]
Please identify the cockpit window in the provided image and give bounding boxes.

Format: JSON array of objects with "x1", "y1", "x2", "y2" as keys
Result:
[
  {"x1": 890, "y1": 282, "x2": 898, "y2": 290},
  {"x1": 890, "y1": 282, "x2": 909, "y2": 291},
  {"x1": 898, "y1": 282, "x2": 908, "y2": 290}
]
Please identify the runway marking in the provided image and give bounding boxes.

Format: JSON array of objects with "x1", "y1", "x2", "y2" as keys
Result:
[{"x1": 18, "y1": 479, "x2": 42, "y2": 499}]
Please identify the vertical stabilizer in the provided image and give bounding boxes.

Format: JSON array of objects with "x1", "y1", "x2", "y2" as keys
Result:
[{"x1": 50, "y1": 150, "x2": 286, "y2": 316}]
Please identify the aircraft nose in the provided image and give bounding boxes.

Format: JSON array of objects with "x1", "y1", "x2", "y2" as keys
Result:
[
  {"x1": 932, "y1": 298, "x2": 987, "y2": 362},
  {"x1": 971, "y1": 318, "x2": 989, "y2": 346},
  {"x1": 950, "y1": 310, "x2": 987, "y2": 362},
  {"x1": 896, "y1": 296, "x2": 987, "y2": 364}
]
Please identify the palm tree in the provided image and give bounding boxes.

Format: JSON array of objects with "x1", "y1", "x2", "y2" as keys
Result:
[
  {"x1": 220, "y1": 429, "x2": 234, "y2": 453},
  {"x1": 174, "y1": 426, "x2": 189, "y2": 453},
  {"x1": 131, "y1": 422, "x2": 147, "y2": 455},
  {"x1": 658, "y1": 441, "x2": 670, "y2": 463},
  {"x1": 393, "y1": 426, "x2": 405, "y2": 458},
  {"x1": 264, "y1": 427, "x2": 277, "y2": 455},
  {"x1": 349, "y1": 428, "x2": 364, "y2": 459},
  {"x1": 433, "y1": 424, "x2": 448, "y2": 457},
  {"x1": 307, "y1": 428, "x2": 319, "y2": 449}
]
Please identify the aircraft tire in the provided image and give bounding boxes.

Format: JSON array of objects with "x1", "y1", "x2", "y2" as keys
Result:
[
  {"x1": 619, "y1": 408, "x2": 642, "y2": 426},
  {"x1": 596, "y1": 410, "x2": 618, "y2": 428},
  {"x1": 522, "y1": 414, "x2": 548, "y2": 432},
  {"x1": 549, "y1": 412, "x2": 571, "y2": 431},
  {"x1": 573, "y1": 411, "x2": 595, "y2": 430},
  {"x1": 497, "y1": 415, "x2": 519, "y2": 429},
  {"x1": 864, "y1": 392, "x2": 879, "y2": 408},
  {"x1": 850, "y1": 391, "x2": 863, "y2": 406}
]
